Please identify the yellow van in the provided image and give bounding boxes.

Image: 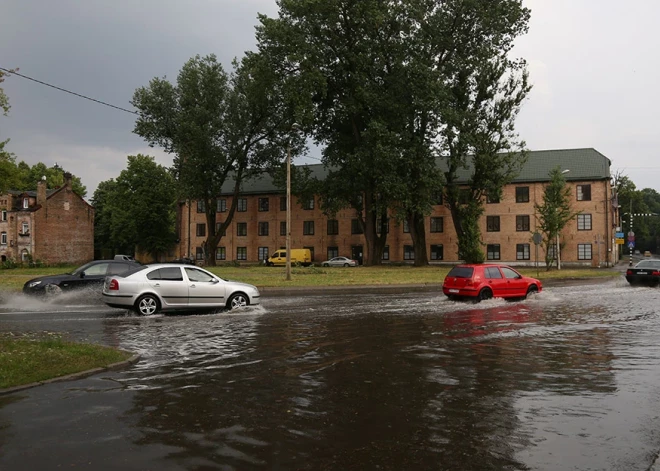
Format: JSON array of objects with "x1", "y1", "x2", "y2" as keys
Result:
[{"x1": 266, "y1": 249, "x2": 312, "y2": 267}]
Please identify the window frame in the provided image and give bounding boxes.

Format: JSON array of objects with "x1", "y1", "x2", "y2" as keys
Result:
[
  {"x1": 487, "y1": 244, "x2": 501, "y2": 260},
  {"x1": 430, "y1": 217, "x2": 443, "y2": 233},
  {"x1": 237, "y1": 222, "x2": 247, "y2": 237},
  {"x1": 516, "y1": 243, "x2": 530, "y2": 260},
  {"x1": 577, "y1": 213, "x2": 592, "y2": 231},
  {"x1": 237, "y1": 198, "x2": 248, "y2": 212},
  {"x1": 515, "y1": 187, "x2": 530, "y2": 203},
  {"x1": 578, "y1": 243, "x2": 593, "y2": 260},
  {"x1": 303, "y1": 220, "x2": 315, "y2": 235},
  {"x1": 430, "y1": 244, "x2": 443, "y2": 260},
  {"x1": 327, "y1": 219, "x2": 339, "y2": 236},
  {"x1": 516, "y1": 215, "x2": 530, "y2": 232},
  {"x1": 236, "y1": 247, "x2": 247, "y2": 261},
  {"x1": 486, "y1": 215, "x2": 500, "y2": 232},
  {"x1": 196, "y1": 223, "x2": 206, "y2": 237},
  {"x1": 577, "y1": 184, "x2": 592, "y2": 201},
  {"x1": 258, "y1": 221, "x2": 269, "y2": 236},
  {"x1": 258, "y1": 197, "x2": 269, "y2": 212}
]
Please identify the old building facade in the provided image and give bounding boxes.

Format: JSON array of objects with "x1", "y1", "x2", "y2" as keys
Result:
[
  {"x1": 0, "y1": 173, "x2": 94, "y2": 264},
  {"x1": 175, "y1": 148, "x2": 618, "y2": 268}
]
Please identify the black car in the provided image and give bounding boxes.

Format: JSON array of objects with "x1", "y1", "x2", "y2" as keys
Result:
[
  {"x1": 22, "y1": 259, "x2": 143, "y2": 296},
  {"x1": 625, "y1": 259, "x2": 660, "y2": 286}
]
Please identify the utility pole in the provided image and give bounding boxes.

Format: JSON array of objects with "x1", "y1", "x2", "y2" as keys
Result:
[{"x1": 285, "y1": 123, "x2": 299, "y2": 282}]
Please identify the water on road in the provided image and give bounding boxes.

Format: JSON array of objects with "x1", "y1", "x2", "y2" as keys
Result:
[{"x1": 1, "y1": 277, "x2": 660, "y2": 470}]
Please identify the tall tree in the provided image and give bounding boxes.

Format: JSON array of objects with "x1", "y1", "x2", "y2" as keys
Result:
[
  {"x1": 92, "y1": 155, "x2": 177, "y2": 260},
  {"x1": 534, "y1": 167, "x2": 578, "y2": 269},
  {"x1": 132, "y1": 54, "x2": 298, "y2": 265}
]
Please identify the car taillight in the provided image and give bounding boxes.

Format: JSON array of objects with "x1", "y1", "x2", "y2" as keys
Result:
[
  {"x1": 653, "y1": 271, "x2": 660, "y2": 276},
  {"x1": 626, "y1": 270, "x2": 633, "y2": 275},
  {"x1": 108, "y1": 279, "x2": 119, "y2": 290}
]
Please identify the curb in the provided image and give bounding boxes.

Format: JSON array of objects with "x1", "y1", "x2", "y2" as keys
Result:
[{"x1": 0, "y1": 353, "x2": 140, "y2": 396}]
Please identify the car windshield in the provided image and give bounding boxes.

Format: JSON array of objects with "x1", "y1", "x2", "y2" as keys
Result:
[{"x1": 447, "y1": 266, "x2": 474, "y2": 278}]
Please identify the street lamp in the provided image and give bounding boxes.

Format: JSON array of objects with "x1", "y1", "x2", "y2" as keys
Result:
[
  {"x1": 285, "y1": 123, "x2": 300, "y2": 282},
  {"x1": 557, "y1": 169, "x2": 570, "y2": 270}
]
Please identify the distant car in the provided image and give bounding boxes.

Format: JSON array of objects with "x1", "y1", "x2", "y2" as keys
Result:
[
  {"x1": 169, "y1": 257, "x2": 196, "y2": 265},
  {"x1": 23, "y1": 259, "x2": 143, "y2": 296},
  {"x1": 625, "y1": 259, "x2": 660, "y2": 286},
  {"x1": 321, "y1": 256, "x2": 358, "y2": 267},
  {"x1": 114, "y1": 254, "x2": 136, "y2": 262},
  {"x1": 644, "y1": 251, "x2": 652, "y2": 258},
  {"x1": 102, "y1": 263, "x2": 261, "y2": 315},
  {"x1": 442, "y1": 264, "x2": 542, "y2": 301}
]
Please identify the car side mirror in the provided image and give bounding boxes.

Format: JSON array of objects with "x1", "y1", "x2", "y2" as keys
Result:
[{"x1": 80, "y1": 272, "x2": 86, "y2": 279}]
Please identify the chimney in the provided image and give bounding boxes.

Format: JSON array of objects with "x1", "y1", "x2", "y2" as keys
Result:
[
  {"x1": 37, "y1": 175, "x2": 47, "y2": 206},
  {"x1": 64, "y1": 172, "x2": 72, "y2": 188}
]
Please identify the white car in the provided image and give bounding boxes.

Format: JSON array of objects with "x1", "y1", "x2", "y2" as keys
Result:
[
  {"x1": 102, "y1": 263, "x2": 260, "y2": 315},
  {"x1": 321, "y1": 256, "x2": 358, "y2": 267}
]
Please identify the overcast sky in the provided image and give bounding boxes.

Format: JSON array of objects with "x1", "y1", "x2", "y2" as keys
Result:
[{"x1": 1, "y1": 0, "x2": 659, "y2": 198}]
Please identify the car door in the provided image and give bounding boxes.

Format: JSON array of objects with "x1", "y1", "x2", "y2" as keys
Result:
[
  {"x1": 74, "y1": 262, "x2": 110, "y2": 289},
  {"x1": 484, "y1": 266, "x2": 505, "y2": 297},
  {"x1": 146, "y1": 267, "x2": 188, "y2": 308},
  {"x1": 184, "y1": 267, "x2": 226, "y2": 308},
  {"x1": 500, "y1": 266, "x2": 527, "y2": 297}
]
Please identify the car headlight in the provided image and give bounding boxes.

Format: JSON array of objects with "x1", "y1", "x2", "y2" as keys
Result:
[{"x1": 28, "y1": 281, "x2": 42, "y2": 288}]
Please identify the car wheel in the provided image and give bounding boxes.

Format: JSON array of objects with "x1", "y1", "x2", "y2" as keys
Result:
[
  {"x1": 343, "y1": 263, "x2": 349, "y2": 267},
  {"x1": 525, "y1": 285, "x2": 538, "y2": 298},
  {"x1": 135, "y1": 294, "x2": 160, "y2": 316},
  {"x1": 477, "y1": 288, "x2": 493, "y2": 302},
  {"x1": 322, "y1": 263, "x2": 329, "y2": 267},
  {"x1": 44, "y1": 284, "x2": 62, "y2": 297},
  {"x1": 227, "y1": 293, "x2": 249, "y2": 310}
]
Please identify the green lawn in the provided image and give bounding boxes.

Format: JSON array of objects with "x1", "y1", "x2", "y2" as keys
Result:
[
  {"x1": 0, "y1": 263, "x2": 622, "y2": 293},
  {"x1": 0, "y1": 333, "x2": 133, "y2": 390}
]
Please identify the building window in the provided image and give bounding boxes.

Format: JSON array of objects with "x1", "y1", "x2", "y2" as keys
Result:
[
  {"x1": 217, "y1": 199, "x2": 227, "y2": 212},
  {"x1": 237, "y1": 247, "x2": 247, "y2": 260},
  {"x1": 430, "y1": 244, "x2": 443, "y2": 260},
  {"x1": 215, "y1": 222, "x2": 227, "y2": 237},
  {"x1": 258, "y1": 197, "x2": 269, "y2": 212},
  {"x1": 577, "y1": 214, "x2": 592, "y2": 230},
  {"x1": 21, "y1": 222, "x2": 29, "y2": 235},
  {"x1": 515, "y1": 187, "x2": 529, "y2": 203},
  {"x1": 303, "y1": 198, "x2": 314, "y2": 210},
  {"x1": 237, "y1": 198, "x2": 247, "y2": 212},
  {"x1": 237, "y1": 222, "x2": 247, "y2": 236},
  {"x1": 280, "y1": 197, "x2": 287, "y2": 211},
  {"x1": 280, "y1": 221, "x2": 287, "y2": 236},
  {"x1": 403, "y1": 219, "x2": 410, "y2": 233},
  {"x1": 486, "y1": 216, "x2": 500, "y2": 232},
  {"x1": 487, "y1": 192, "x2": 500, "y2": 204},
  {"x1": 382, "y1": 245, "x2": 390, "y2": 260},
  {"x1": 459, "y1": 189, "x2": 471, "y2": 205},
  {"x1": 351, "y1": 219, "x2": 363, "y2": 234},
  {"x1": 430, "y1": 217, "x2": 443, "y2": 233},
  {"x1": 196, "y1": 200, "x2": 205, "y2": 213},
  {"x1": 327, "y1": 219, "x2": 339, "y2": 235},
  {"x1": 195, "y1": 223, "x2": 205, "y2": 237},
  {"x1": 1, "y1": 232, "x2": 6, "y2": 245},
  {"x1": 376, "y1": 217, "x2": 390, "y2": 234},
  {"x1": 196, "y1": 247, "x2": 204, "y2": 260},
  {"x1": 23, "y1": 198, "x2": 29, "y2": 209},
  {"x1": 578, "y1": 244, "x2": 592, "y2": 260},
  {"x1": 516, "y1": 243, "x2": 530, "y2": 260},
  {"x1": 1, "y1": 210, "x2": 6, "y2": 221},
  {"x1": 327, "y1": 246, "x2": 339, "y2": 259},
  {"x1": 216, "y1": 247, "x2": 226, "y2": 260},
  {"x1": 404, "y1": 245, "x2": 415, "y2": 260},
  {"x1": 434, "y1": 192, "x2": 443, "y2": 205},
  {"x1": 258, "y1": 247, "x2": 269, "y2": 261},
  {"x1": 516, "y1": 215, "x2": 530, "y2": 232},
  {"x1": 577, "y1": 185, "x2": 591, "y2": 201},
  {"x1": 548, "y1": 243, "x2": 557, "y2": 260},
  {"x1": 487, "y1": 244, "x2": 501, "y2": 260},
  {"x1": 258, "y1": 221, "x2": 269, "y2": 236},
  {"x1": 21, "y1": 249, "x2": 29, "y2": 262},
  {"x1": 303, "y1": 221, "x2": 314, "y2": 235}
]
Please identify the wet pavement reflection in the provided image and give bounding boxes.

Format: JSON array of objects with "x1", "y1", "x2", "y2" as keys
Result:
[{"x1": 2, "y1": 277, "x2": 660, "y2": 470}]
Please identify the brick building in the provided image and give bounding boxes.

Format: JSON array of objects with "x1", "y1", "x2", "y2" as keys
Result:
[
  {"x1": 0, "y1": 173, "x2": 94, "y2": 264},
  {"x1": 175, "y1": 148, "x2": 618, "y2": 267}
]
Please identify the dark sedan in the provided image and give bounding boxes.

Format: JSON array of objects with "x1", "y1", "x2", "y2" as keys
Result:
[
  {"x1": 23, "y1": 259, "x2": 143, "y2": 296},
  {"x1": 625, "y1": 259, "x2": 660, "y2": 286}
]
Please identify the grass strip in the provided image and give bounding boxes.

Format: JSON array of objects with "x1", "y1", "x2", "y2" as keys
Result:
[{"x1": 0, "y1": 333, "x2": 132, "y2": 389}]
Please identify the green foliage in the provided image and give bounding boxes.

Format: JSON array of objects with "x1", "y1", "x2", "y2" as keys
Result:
[
  {"x1": 92, "y1": 155, "x2": 177, "y2": 260},
  {"x1": 0, "y1": 68, "x2": 16, "y2": 116},
  {"x1": 132, "y1": 54, "x2": 298, "y2": 265},
  {"x1": 0, "y1": 154, "x2": 87, "y2": 197},
  {"x1": 534, "y1": 167, "x2": 578, "y2": 269}
]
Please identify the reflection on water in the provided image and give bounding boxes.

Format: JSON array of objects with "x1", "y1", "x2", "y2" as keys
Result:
[{"x1": 3, "y1": 279, "x2": 660, "y2": 470}]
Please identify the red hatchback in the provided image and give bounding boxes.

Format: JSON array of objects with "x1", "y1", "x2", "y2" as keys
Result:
[{"x1": 442, "y1": 264, "x2": 542, "y2": 301}]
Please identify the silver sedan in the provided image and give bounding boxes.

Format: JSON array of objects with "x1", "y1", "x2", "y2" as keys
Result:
[
  {"x1": 321, "y1": 256, "x2": 358, "y2": 267},
  {"x1": 102, "y1": 264, "x2": 261, "y2": 315}
]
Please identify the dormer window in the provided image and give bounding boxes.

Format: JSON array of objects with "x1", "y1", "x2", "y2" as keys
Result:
[{"x1": 23, "y1": 198, "x2": 29, "y2": 209}]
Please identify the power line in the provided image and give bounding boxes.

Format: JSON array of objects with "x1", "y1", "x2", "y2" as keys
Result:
[{"x1": 0, "y1": 66, "x2": 138, "y2": 115}]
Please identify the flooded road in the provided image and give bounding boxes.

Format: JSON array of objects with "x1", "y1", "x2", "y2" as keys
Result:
[{"x1": 2, "y1": 277, "x2": 660, "y2": 470}]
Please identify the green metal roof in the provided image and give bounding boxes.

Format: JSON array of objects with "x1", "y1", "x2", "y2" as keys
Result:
[{"x1": 225, "y1": 148, "x2": 611, "y2": 195}]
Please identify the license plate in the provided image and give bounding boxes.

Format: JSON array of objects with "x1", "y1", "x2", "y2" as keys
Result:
[
  {"x1": 638, "y1": 271, "x2": 648, "y2": 275},
  {"x1": 449, "y1": 289, "x2": 459, "y2": 293}
]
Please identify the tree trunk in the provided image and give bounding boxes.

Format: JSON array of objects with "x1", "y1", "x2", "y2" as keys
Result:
[{"x1": 409, "y1": 211, "x2": 429, "y2": 266}]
